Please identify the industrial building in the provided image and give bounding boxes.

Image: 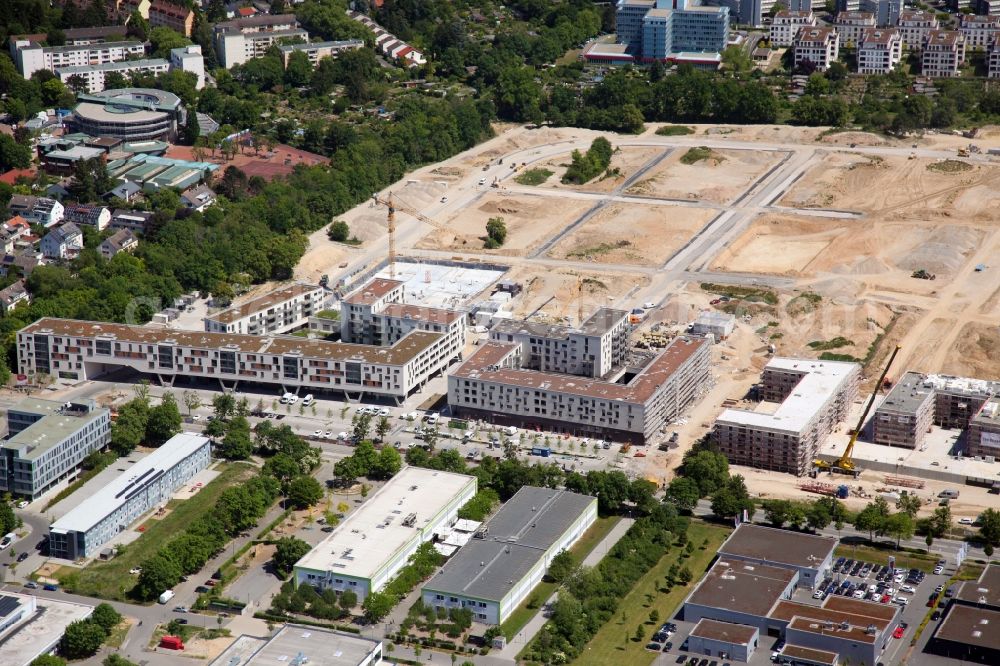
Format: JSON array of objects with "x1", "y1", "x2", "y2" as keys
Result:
[
  {"x1": 712, "y1": 358, "x2": 861, "y2": 475},
  {"x1": 68, "y1": 88, "x2": 186, "y2": 142},
  {"x1": 449, "y1": 330, "x2": 710, "y2": 444},
  {"x1": 294, "y1": 467, "x2": 476, "y2": 601},
  {"x1": 204, "y1": 283, "x2": 325, "y2": 336},
  {"x1": 922, "y1": 29, "x2": 966, "y2": 77},
  {"x1": 277, "y1": 40, "x2": 365, "y2": 66},
  {"x1": 616, "y1": 0, "x2": 730, "y2": 62},
  {"x1": 795, "y1": 26, "x2": 841, "y2": 70},
  {"x1": 717, "y1": 524, "x2": 837, "y2": 589},
  {"x1": 422, "y1": 486, "x2": 597, "y2": 624},
  {"x1": 0, "y1": 592, "x2": 94, "y2": 666},
  {"x1": 210, "y1": 624, "x2": 383, "y2": 666},
  {"x1": 49, "y1": 433, "x2": 211, "y2": 560},
  {"x1": 687, "y1": 619, "x2": 760, "y2": 662},
  {"x1": 927, "y1": 565, "x2": 1000, "y2": 663},
  {"x1": 0, "y1": 398, "x2": 111, "y2": 499},
  {"x1": 213, "y1": 14, "x2": 308, "y2": 68}
]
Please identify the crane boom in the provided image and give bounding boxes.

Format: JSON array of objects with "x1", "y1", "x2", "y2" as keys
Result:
[{"x1": 815, "y1": 345, "x2": 901, "y2": 474}]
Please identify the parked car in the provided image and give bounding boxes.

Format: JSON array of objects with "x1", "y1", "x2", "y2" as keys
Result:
[
  {"x1": 894, "y1": 596, "x2": 909, "y2": 605},
  {"x1": 17, "y1": 552, "x2": 27, "y2": 562},
  {"x1": 43, "y1": 583, "x2": 58, "y2": 591},
  {"x1": 16, "y1": 501, "x2": 27, "y2": 509},
  {"x1": 24, "y1": 582, "x2": 37, "y2": 589},
  {"x1": 932, "y1": 610, "x2": 942, "y2": 621},
  {"x1": 893, "y1": 626, "x2": 904, "y2": 639}
]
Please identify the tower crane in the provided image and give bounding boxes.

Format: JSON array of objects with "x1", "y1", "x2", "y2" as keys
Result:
[
  {"x1": 373, "y1": 192, "x2": 449, "y2": 279},
  {"x1": 813, "y1": 345, "x2": 901, "y2": 477}
]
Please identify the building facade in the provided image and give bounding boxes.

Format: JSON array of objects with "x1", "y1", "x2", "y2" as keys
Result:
[
  {"x1": 1, "y1": 398, "x2": 111, "y2": 499},
  {"x1": 69, "y1": 88, "x2": 185, "y2": 142},
  {"x1": 794, "y1": 27, "x2": 841, "y2": 70},
  {"x1": 204, "y1": 283, "x2": 325, "y2": 336},
  {"x1": 8, "y1": 195, "x2": 64, "y2": 228},
  {"x1": 618, "y1": 0, "x2": 730, "y2": 59},
  {"x1": 857, "y1": 28, "x2": 903, "y2": 73},
  {"x1": 922, "y1": 30, "x2": 965, "y2": 76},
  {"x1": 11, "y1": 39, "x2": 147, "y2": 80},
  {"x1": 897, "y1": 10, "x2": 939, "y2": 49},
  {"x1": 148, "y1": 0, "x2": 194, "y2": 36},
  {"x1": 169, "y1": 45, "x2": 205, "y2": 89},
  {"x1": 213, "y1": 14, "x2": 308, "y2": 68},
  {"x1": 277, "y1": 40, "x2": 364, "y2": 66},
  {"x1": 833, "y1": 11, "x2": 876, "y2": 45},
  {"x1": 860, "y1": 0, "x2": 902, "y2": 27},
  {"x1": 49, "y1": 433, "x2": 210, "y2": 559},
  {"x1": 771, "y1": 10, "x2": 818, "y2": 47},
  {"x1": 960, "y1": 14, "x2": 1000, "y2": 49},
  {"x1": 990, "y1": 35, "x2": 1000, "y2": 76},
  {"x1": 41, "y1": 223, "x2": 84, "y2": 259}
]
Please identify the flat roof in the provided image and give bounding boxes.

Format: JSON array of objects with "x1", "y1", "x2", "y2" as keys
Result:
[
  {"x1": 215, "y1": 13, "x2": 298, "y2": 30},
  {"x1": 934, "y1": 603, "x2": 1000, "y2": 651},
  {"x1": 716, "y1": 358, "x2": 858, "y2": 435},
  {"x1": 5, "y1": 398, "x2": 108, "y2": 461},
  {"x1": 771, "y1": 599, "x2": 894, "y2": 634},
  {"x1": 206, "y1": 283, "x2": 320, "y2": 324},
  {"x1": 835, "y1": 10, "x2": 875, "y2": 21},
  {"x1": 33, "y1": 39, "x2": 143, "y2": 54},
  {"x1": 342, "y1": 278, "x2": 403, "y2": 306},
  {"x1": 56, "y1": 58, "x2": 168, "y2": 74},
  {"x1": 878, "y1": 371, "x2": 935, "y2": 415},
  {"x1": 690, "y1": 618, "x2": 758, "y2": 644},
  {"x1": 379, "y1": 303, "x2": 463, "y2": 325},
  {"x1": 780, "y1": 644, "x2": 838, "y2": 665},
  {"x1": 719, "y1": 524, "x2": 837, "y2": 570},
  {"x1": 277, "y1": 39, "x2": 365, "y2": 52},
  {"x1": 295, "y1": 467, "x2": 475, "y2": 579},
  {"x1": 579, "y1": 308, "x2": 628, "y2": 336},
  {"x1": 686, "y1": 559, "x2": 796, "y2": 617},
  {"x1": 956, "y1": 564, "x2": 1000, "y2": 608},
  {"x1": 453, "y1": 336, "x2": 707, "y2": 405},
  {"x1": 20, "y1": 317, "x2": 444, "y2": 367},
  {"x1": 423, "y1": 486, "x2": 595, "y2": 602},
  {"x1": 924, "y1": 373, "x2": 1000, "y2": 398},
  {"x1": 0, "y1": 592, "x2": 94, "y2": 666},
  {"x1": 50, "y1": 432, "x2": 209, "y2": 534},
  {"x1": 821, "y1": 594, "x2": 898, "y2": 622},
  {"x1": 230, "y1": 624, "x2": 381, "y2": 666},
  {"x1": 72, "y1": 101, "x2": 168, "y2": 125}
]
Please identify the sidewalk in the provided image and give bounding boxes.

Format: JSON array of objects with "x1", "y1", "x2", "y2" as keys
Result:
[{"x1": 494, "y1": 516, "x2": 636, "y2": 661}]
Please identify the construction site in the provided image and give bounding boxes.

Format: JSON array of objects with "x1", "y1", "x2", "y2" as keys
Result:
[{"x1": 286, "y1": 121, "x2": 1000, "y2": 519}]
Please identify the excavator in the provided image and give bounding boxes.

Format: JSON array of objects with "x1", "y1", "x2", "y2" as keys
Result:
[{"x1": 813, "y1": 344, "x2": 901, "y2": 477}]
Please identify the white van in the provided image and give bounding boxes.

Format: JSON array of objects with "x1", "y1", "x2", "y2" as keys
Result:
[
  {"x1": 425, "y1": 413, "x2": 439, "y2": 425},
  {"x1": 280, "y1": 392, "x2": 294, "y2": 404},
  {"x1": 158, "y1": 590, "x2": 175, "y2": 604},
  {"x1": 0, "y1": 533, "x2": 14, "y2": 550},
  {"x1": 302, "y1": 394, "x2": 314, "y2": 407},
  {"x1": 504, "y1": 426, "x2": 517, "y2": 436}
]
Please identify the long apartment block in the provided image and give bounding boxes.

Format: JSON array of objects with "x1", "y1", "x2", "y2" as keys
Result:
[
  {"x1": 204, "y1": 282, "x2": 325, "y2": 335},
  {"x1": 449, "y1": 329, "x2": 710, "y2": 444},
  {"x1": 713, "y1": 358, "x2": 861, "y2": 475},
  {"x1": 12, "y1": 39, "x2": 148, "y2": 80},
  {"x1": 213, "y1": 14, "x2": 308, "y2": 68}
]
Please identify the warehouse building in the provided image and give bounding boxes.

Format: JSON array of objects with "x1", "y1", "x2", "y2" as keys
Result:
[
  {"x1": 422, "y1": 486, "x2": 597, "y2": 624},
  {"x1": 0, "y1": 398, "x2": 111, "y2": 499},
  {"x1": 294, "y1": 467, "x2": 476, "y2": 601},
  {"x1": 211, "y1": 624, "x2": 383, "y2": 666},
  {"x1": 204, "y1": 283, "x2": 325, "y2": 336},
  {"x1": 712, "y1": 358, "x2": 861, "y2": 475},
  {"x1": 49, "y1": 433, "x2": 211, "y2": 560}
]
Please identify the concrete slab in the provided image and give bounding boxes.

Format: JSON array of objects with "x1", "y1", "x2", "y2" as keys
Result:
[{"x1": 373, "y1": 261, "x2": 506, "y2": 310}]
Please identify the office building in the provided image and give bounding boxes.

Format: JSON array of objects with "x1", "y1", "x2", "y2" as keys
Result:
[
  {"x1": 213, "y1": 14, "x2": 308, "y2": 68},
  {"x1": 794, "y1": 27, "x2": 840, "y2": 70},
  {"x1": 788, "y1": 0, "x2": 813, "y2": 11},
  {"x1": 717, "y1": 523, "x2": 837, "y2": 589},
  {"x1": 617, "y1": 0, "x2": 730, "y2": 60},
  {"x1": 897, "y1": 9, "x2": 940, "y2": 49},
  {"x1": 0, "y1": 592, "x2": 94, "y2": 666},
  {"x1": 617, "y1": 0, "x2": 656, "y2": 50},
  {"x1": 713, "y1": 358, "x2": 860, "y2": 475},
  {"x1": 294, "y1": 467, "x2": 476, "y2": 601},
  {"x1": 169, "y1": 45, "x2": 205, "y2": 89},
  {"x1": 277, "y1": 40, "x2": 365, "y2": 67},
  {"x1": 10, "y1": 39, "x2": 147, "y2": 80},
  {"x1": 771, "y1": 10, "x2": 818, "y2": 47},
  {"x1": 0, "y1": 398, "x2": 111, "y2": 500},
  {"x1": 422, "y1": 486, "x2": 598, "y2": 624},
  {"x1": 7, "y1": 195, "x2": 64, "y2": 228},
  {"x1": 49, "y1": 433, "x2": 210, "y2": 560},
  {"x1": 833, "y1": 11, "x2": 876, "y2": 45},
  {"x1": 69, "y1": 88, "x2": 185, "y2": 142},
  {"x1": 857, "y1": 28, "x2": 903, "y2": 73},
  {"x1": 204, "y1": 283, "x2": 325, "y2": 335},
  {"x1": 959, "y1": 13, "x2": 1000, "y2": 49},
  {"x1": 211, "y1": 624, "x2": 383, "y2": 666},
  {"x1": 860, "y1": 0, "x2": 902, "y2": 27},
  {"x1": 927, "y1": 565, "x2": 1000, "y2": 663},
  {"x1": 923, "y1": 30, "x2": 966, "y2": 76}
]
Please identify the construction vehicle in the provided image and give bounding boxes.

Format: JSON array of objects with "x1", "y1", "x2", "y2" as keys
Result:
[
  {"x1": 958, "y1": 148, "x2": 970, "y2": 157},
  {"x1": 814, "y1": 345, "x2": 901, "y2": 476},
  {"x1": 911, "y1": 269, "x2": 936, "y2": 280}
]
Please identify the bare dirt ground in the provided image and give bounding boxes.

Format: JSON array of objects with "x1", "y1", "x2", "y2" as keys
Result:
[
  {"x1": 414, "y1": 192, "x2": 593, "y2": 256},
  {"x1": 938, "y1": 322, "x2": 1000, "y2": 378},
  {"x1": 546, "y1": 203, "x2": 716, "y2": 267},
  {"x1": 503, "y1": 265, "x2": 650, "y2": 322},
  {"x1": 529, "y1": 146, "x2": 665, "y2": 193},
  {"x1": 625, "y1": 147, "x2": 783, "y2": 203}
]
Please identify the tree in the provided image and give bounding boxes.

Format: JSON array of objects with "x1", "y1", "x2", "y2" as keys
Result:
[
  {"x1": 149, "y1": 27, "x2": 192, "y2": 58},
  {"x1": 362, "y1": 590, "x2": 395, "y2": 622},
  {"x1": 135, "y1": 553, "x2": 182, "y2": 600},
  {"x1": 90, "y1": 603, "x2": 122, "y2": 634},
  {"x1": 0, "y1": 135, "x2": 32, "y2": 173},
  {"x1": 929, "y1": 505, "x2": 952, "y2": 538},
  {"x1": 979, "y1": 508, "x2": 1000, "y2": 547},
  {"x1": 352, "y1": 412, "x2": 372, "y2": 442},
  {"x1": 146, "y1": 393, "x2": 181, "y2": 445},
  {"x1": 182, "y1": 390, "x2": 202, "y2": 416},
  {"x1": 212, "y1": 393, "x2": 236, "y2": 421},
  {"x1": 284, "y1": 50, "x2": 313, "y2": 87},
  {"x1": 0, "y1": 503, "x2": 14, "y2": 537},
  {"x1": 634, "y1": 625, "x2": 645, "y2": 642},
  {"x1": 886, "y1": 512, "x2": 915, "y2": 549},
  {"x1": 287, "y1": 476, "x2": 323, "y2": 509},
  {"x1": 710, "y1": 475, "x2": 753, "y2": 520},
  {"x1": 273, "y1": 537, "x2": 311, "y2": 576},
  {"x1": 111, "y1": 397, "x2": 148, "y2": 455},
  {"x1": 665, "y1": 477, "x2": 701, "y2": 512},
  {"x1": 678, "y1": 566, "x2": 693, "y2": 585},
  {"x1": 855, "y1": 500, "x2": 889, "y2": 543},
  {"x1": 896, "y1": 493, "x2": 921, "y2": 519},
  {"x1": 371, "y1": 446, "x2": 402, "y2": 480},
  {"x1": 649, "y1": 609, "x2": 660, "y2": 624},
  {"x1": 485, "y1": 216, "x2": 507, "y2": 248},
  {"x1": 806, "y1": 499, "x2": 832, "y2": 532},
  {"x1": 328, "y1": 220, "x2": 350, "y2": 242},
  {"x1": 104, "y1": 656, "x2": 140, "y2": 666},
  {"x1": 218, "y1": 416, "x2": 253, "y2": 460},
  {"x1": 762, "y1": 499, "x2": 792, "y2": 528},
  {"x1": 59, "y1": 620, "x2": 106, "y2": 659},
  {"x1": 546, "y1": 550, "x2": 576, "y2": 583},
  {"x1": 339, "y1": 589, "x2": 358, "y2": 611},
  {"x1": 31, "y1": 656, "x2": 67, "y2": 666},
  {"x1": 682, "y1": 449, "x2": 729, "y2": 496},
  {"x1": 375, "y1": 415, "x2": 391, "y2": 442},
  {"x1": 182, "y1": 110, "x2": 200, "y2": 146}
]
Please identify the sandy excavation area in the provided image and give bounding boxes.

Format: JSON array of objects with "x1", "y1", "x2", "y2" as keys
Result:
[
  {"x1": 526, "y1": 146, "x2": 666, "y2": 193},
  {"x1": 625, "y1": 147, "x2": 783, "y2": 203},
  {"x1": 939, "y1": 322, "x2": 1000, "y2": 378},
  {"x1": 546, "y1": 203, "x2": 715, "y2": 267},
  {"x1": 505, "y1": 265, "x2": 650, "y2": 321},
  {"x1": 415, "y1": 192, "x2": 592, "y2": 256}
]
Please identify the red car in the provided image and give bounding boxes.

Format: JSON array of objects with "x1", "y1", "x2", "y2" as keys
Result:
[
  {"x1": 204, "y1": 579, "x2": 216, "y2": 587},
  {"x1": 881, "y1": 594, "x2": 891, "y2": 604},
  {"x1": 893, "y1": 626, "x2": 905, "y2": 639}
]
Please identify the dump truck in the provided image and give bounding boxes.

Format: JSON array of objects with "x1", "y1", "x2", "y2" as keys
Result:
[{"x1": 911, "y1": 269, "x2": 936, "y2": 280}]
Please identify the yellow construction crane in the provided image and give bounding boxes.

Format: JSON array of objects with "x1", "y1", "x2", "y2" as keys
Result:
[
  {"x1": 814, "y1": 344, "x2": 901, "y2": 476},
  {"x1": 374, "y1": 192, "x2": 448, "y2": 279}
]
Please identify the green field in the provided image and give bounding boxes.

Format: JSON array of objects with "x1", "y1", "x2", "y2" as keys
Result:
[
  {"x1": 500, "y1": 516, "x2": 621, "y2": 641},
  {"x1": 572, "y1": 522, "x2": 730, "y2": 666},
  {"x1": 56, "y1": 462, "x2": 254, "y2": 601}
]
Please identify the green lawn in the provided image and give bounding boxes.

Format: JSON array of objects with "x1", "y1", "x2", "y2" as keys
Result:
[
  {"x1": 56, "y1": 462, "x2": 254, "y2": 601},
  {"x1": 572, "y1": 522, "x2": 730, "y2": 666},
  {"x1": 500, "y1": 515, "x2": 621, "y2": 641},
  {"x1": 834, "y1": 543, "x2": 938, "y2": 572}
]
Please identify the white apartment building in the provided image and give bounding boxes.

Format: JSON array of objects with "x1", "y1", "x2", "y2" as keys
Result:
[
  {"x1": 204, "y1": 283, "x2": 325, "y2": 336},
  {"x1": 277, "y1": 39, "x2": 364, "y2": 66},
  {"x1": 834, "y1": 11, "x2": 876, "y2": 45},
  {"x1": 990, "y1": 35, "x2": 1000, "y2": 76},
  {"x1": 794, "y1": 27, "x2": 840, "y2": 71},
  {"x1": 959, "y1": 14, "x2": 1000, "y2": 50},
  {"x1": 56, "y1": 59, "x2": 169, "y2": 94},
  {"x1": 213, "y1": 14, "x2": 308, "y2": 68},
  {"x1": 857, "y1": 28, "x2": 903, "y2": 73},
  {"x1": 49, "y1": 433, "x2": 210, "y2": 560},
  {"x1": 448, "y1": 335, "x2": 710, "y2": 444},
  {"x1": 770, "y1": 10, "x2": 817, "y2": 47},
  {"x1": 923, "y1": 29, "x2": 966, "y2": 76},
  {"x1": 12, "y1": 39, "x2": 147, "y2": 80},
  {"x1": 169, "y1": 45, "x2": 205, "y2": 89},
  {"x1": 896, "y1": 10, "x2": 939, "y2": 50}
]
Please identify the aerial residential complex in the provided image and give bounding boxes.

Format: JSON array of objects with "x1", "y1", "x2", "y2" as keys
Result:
[
  {"x1": 213, "y1": 14, "x2": 308, "y2": 68},
  {"x1": 794, "y1": 27, "x2": 841, "y2": 71},
  {"x1": 10, "y1": 38, "x2": 146, "y2": 80},
  {"x1": 857, "y1": 28, "x2": 904, "y2": 73},
  {"x1": 897, "y1": 9, "x2": 940, "y2": 48},
  {"x1": 770, "y1": 10, "x2": 818, "y2": 47},
  {"x1": 421, "y1": 486, "x2": 597, "y2": 624},
  {"x1": 833, "y1": 11, "x2": 876, "y2": 45},
  {"x1": 0, "y1": 398, "x2": 111, "y2": 500},
  {"x1": 293, "y1": 467, "x2": 476, "y2": 601},
  {"x1": 203, "y1": 283, "x2": 325, "y2": 336},
  {"x1": 922, "y1": 30, "x2": 966, "y2": 77},
  {"x1": 712, "y1": 358, "x2": 861, "y2": 475},
  {"x1": 48, "y1": 433, "x2": 211, "y2": 560}
]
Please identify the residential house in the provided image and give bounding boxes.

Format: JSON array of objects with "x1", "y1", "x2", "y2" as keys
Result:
[
  {"x1": 4, "y1": 216, "x2": 32, "y2": 242},
  {"x1": 857, "y1": 28, "x2": 903, "y2": 73},
  {"x1": 0, "y1": 253, "x2": 42, "y2": 278},
  {"x1": 7, "y1": 195, "x2": 64, "y2": 228},
  {"x1": 99, "y1": 229, "x2": 138, "y2": 259},
  {"x1": 0, "y1": 279, "x2": 30, "y2": 314},
  {"x1": 771, "y1": 10, "x2": 817, "y2": 47},
  {"x1": 959, "y1": 13, "x2": 1000, "y2": 50},
  {"x1": 109, "y1": 209, "x2": 154, "y2": 234},
  {"x1": 104, "y1": 181, "x2": 143, "y2": 202},
  {"x1": 834, "y1": 10, "x2": 876, "y2": 45},
  {"x1": 896, "y1": 9, "x2": 938, "y2": 49},
  {"x1": 148, "y1": 0, "x2": 195, "y2": 36},
  {"x1": 180, "y1": 184, "x2": 217, "y2": 212},
  {"x1": 794, "y1": 27, "x2": 840, "y2": 71},
  {"x1": 41, "y1": 223, "x2": 84, "y2": 259},
  {"x1": 63, "y1": 205, "x2": 110, "y2": 231},
  {"x1": 923, "y1": 29, "x2": 966, "y2": 76}
]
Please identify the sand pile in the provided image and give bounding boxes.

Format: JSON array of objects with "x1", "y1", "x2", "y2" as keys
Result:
[{"x1": 896, "y1": 226, "x2": 981, "y2": 275}]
